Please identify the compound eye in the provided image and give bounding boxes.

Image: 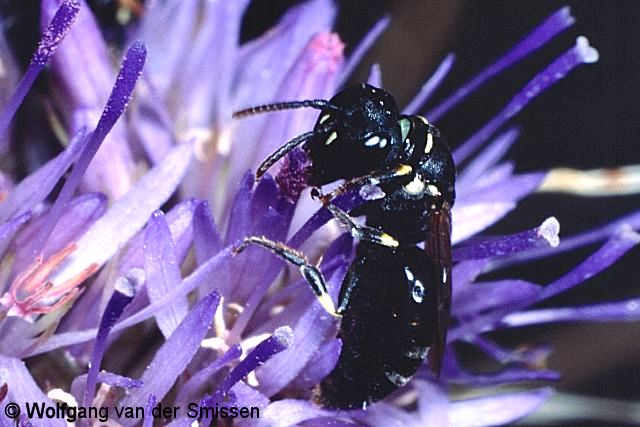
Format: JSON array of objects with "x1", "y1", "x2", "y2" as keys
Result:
[{"x1": 364, "y1": 135, "x2": 388, "y2": 149}]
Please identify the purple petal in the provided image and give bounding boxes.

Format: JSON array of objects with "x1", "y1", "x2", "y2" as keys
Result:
[
  {"x1": 118, "y1": 290, "x2": 220, "y2": 411},
  {"x1": 456, "y1": 368, "x2": 560, "y2": 386},
  {"x1": 457, "y1": 171, "x2": 545, "y2": 204},
  {"x1": 451, "y1": 259, "x2": 489, "y2": 298},
  {"x1": 502, "y1": 298, "x2": 640, "y2": 327},
  {"x1": 174, "y1": 344, "x2": 242, "y2": 407},
  {"x1": 365, "y1": 401, "x2": 420, "y2": 426},
  {"x1": 535, "y1": 227, "x2": 639, "y2": 302},
  {"x1": 0, "y1": 0, "x2": 80, "y2": 149},
  {"x1": 0, "y1": 212, "x2": 31, "y2": 259},
  {"x1": 457, "y1": 128, "x2": 520, "y2": 186},
  {"x1": 452, "y1": 201, "x2": 515, "y2": 244},
  {"x1": 448, "y1": 388, "x2": 554, "y2": 427},
  {"x1": 96, "y1": 372, "x2": 143, "y2": 388},
  {"x1": 453, "y1": 217, "x2": 559, "y2": 261},
  {"x1": 144, "y1": 210, "x2": 188, "y2": 338},
  {"x1": 302, "y1": 419, "x2": 361, "y2": 427},
  {"x1": 47, "y1": 141, "x2": 193, "y2": 288},
  {"x1": 137, "y1": 0, "x2": 200, "y2": 97},
  {"x1": 453, "y1": 280, "x2": 541, "y2": 317},
  {"x1": 366, "y1": 63, "x2": 382, "y2": 87},
  {"x1": 256, "y1": 263, "x2": 345, "y2": 396},
  {"x1": 225, "y1": 172, "x2": 255, "y2": 245},
  {"x1": 403, "y1": 53, "x2": 456, "y2": 114},
  {"x1": 58, "y1": 199, "x2": 195, "y2": 338},
  {"x1": 28, "y1": 41, "x2": 147, "y2": 258},
  {"x1": 133, "y1": 84, "x2": 176, "y2": 165},
  {"x1": 193, "y1": 201, "x2": 222, "y2": 266},
  {"x1": 42, "y1": 0, "x2": 111, "y2": 108},
  {"x1": 71, "y1": 371, "x2": 142, "y2": 401},
  {"x1": 234, "y1": 0, "x2": 338, "y2": 110},
  {"x1": 43, "y1": 0, "x2": 135, "y2": 198},
  {"x1": 0, "y1": 128, "x2": 85, "y2": 223},
  {"x1": 450, "y1": 228, "x2": 640, "y2": 341},
  {"x1": 228, "y1": 182, "x2": 295, "y2": 337},
  {"x1": 28, "y1": 248, "x2": 233, "y2": 356},
  {"x1": 453, "y1": 37, "x2": 598, "y2": 163},
  {"x1": 443, "y1": 345, "x2": 559, "y2": 385},
  {"x1": 0, "y1": 354, "x2": 66, "y2": 427},
  {"x1": 217, "y1": 326, "x2": 293, "y2": 396},
  {"x1": 453, "y1": 172, "x2": 545, "y2": 243},
  {"x1": 291, "y1": 338, "x2": 342, "y2": 390},
  {"x1": 143, "y1": 395, "x2": 157, "y2": 427},
  {"x1": 494, "y1": 208, "x2": 640, "y2": 268},
  {"x1": 427, "y1": 7, "x2": 576, "y2": 121},
  {"x1": 229, "y1": 30, "x2": 344, "y2": 189},
  {"x1": 83, "y1": 275, "x2": 136, "y2": 406},
  {"x1": 231, "y1": 381, "x2": 270, "y2": 410},
  {"x1": 117, "y1": 198, "x2": 197, "y2": 277},
  {"x1": 468, "y1": 335, "x2": 552, "y2": 366},
  {"x1": 339, "y1": 16, "x2": 390, "y2": 84},
  {"x1": 178, "y1": 0, "x2": 251, "y2": 126},
  {"x1": 13, "y1": 193, "x2": 107, "y2": 273},
  {"x1": 289, "y1": 191, "x2": 363, "y2": 249},
  {"x1": 253, "y1": 399, "x2": 332, "y2": 427}
]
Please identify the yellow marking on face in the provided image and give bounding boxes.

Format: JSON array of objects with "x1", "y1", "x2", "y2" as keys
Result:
[
  {"x1": 319, "y1": 113, "x2": 331, "y2": 124},
  {"x1": 425, "y1": 132, "x2": 434, "y2": 153},
  {"x1": 325, "y1": 131, "x2": 338, "y2": 145},
  {"x1": 404, "y1": 175, "x2": 426, "y2": 195}
]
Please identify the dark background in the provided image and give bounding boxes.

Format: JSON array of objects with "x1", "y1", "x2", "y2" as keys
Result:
[{"x1": 2, "y1": 1, "x2": 640, "y2": 425}]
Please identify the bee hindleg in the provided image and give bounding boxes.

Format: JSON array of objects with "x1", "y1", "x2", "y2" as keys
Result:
[{"x1": 233, "y1": 236, "x2": 340, "y2": 317}]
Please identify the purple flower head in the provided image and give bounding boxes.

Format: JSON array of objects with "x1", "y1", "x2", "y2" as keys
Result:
[{"x1": 0, "y1": 2, "x2": 638, "y2": 426}]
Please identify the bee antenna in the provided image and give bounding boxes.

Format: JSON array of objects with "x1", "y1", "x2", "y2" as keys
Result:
[{"x1": 233, "y1": 100, "x2": 342, "y2": 119}]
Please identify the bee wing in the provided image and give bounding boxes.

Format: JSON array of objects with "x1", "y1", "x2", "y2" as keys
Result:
[{"x1": 424, "y1": 204, "x2": 452, "y2": 377}]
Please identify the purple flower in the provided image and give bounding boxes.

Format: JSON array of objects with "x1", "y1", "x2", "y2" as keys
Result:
[{"x1": 0, "y1": 2, "x2": 639, "y2": 426}]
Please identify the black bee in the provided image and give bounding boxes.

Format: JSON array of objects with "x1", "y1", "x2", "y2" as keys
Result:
[
  {"x1": 233, "y1": 86, "x2": 455, "y2": 409},
  {"x1": 316, "y1": 115, "x2": 455, "y2": 408}
]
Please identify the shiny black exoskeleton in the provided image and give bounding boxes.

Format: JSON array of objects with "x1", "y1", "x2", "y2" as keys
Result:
[
  {"x1": 233, "y1": 85, "x2": 455, "y2": 410},
  {"x1": 318, "y1": 243, "x2": 443, "y2": 409},
  {"x1": 317, "y1": 116, "x2": 455, "y2": 409}
]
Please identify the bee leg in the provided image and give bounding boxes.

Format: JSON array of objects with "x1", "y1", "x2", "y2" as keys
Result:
[
  {"x1": 336, "y1": 263, "x2": 358, "y2": 315},
  {"x1": 325, "y1": 203, "x2": 400, "y2": 249},
  {"x1": 233, "y1": 236, "x2": 340, "y2": 317},
  {"x1": 313, "y1": 163, "x2": 414, "y2": 204}
]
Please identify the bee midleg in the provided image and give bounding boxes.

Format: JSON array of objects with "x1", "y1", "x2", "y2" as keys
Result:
[
  {"x1": 325, "y1": 203, "x2": 400, "y2": 249},
  {"x1": 233, "y1": 236, "x2": 340, "y2": 317},
  {"x1": 336, "y1": 263, "x2": 358, "y2": 315},
  {"x1": 314, "y1": 163, "x2": 414, "y2": 204}
]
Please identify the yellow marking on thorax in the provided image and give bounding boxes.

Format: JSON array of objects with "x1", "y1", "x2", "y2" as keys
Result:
[
  {"x1": 425, "y1": 131, "x2": 434, "y2": 153},
  {"x1": 325, "y1": 131, "x2": 338, "y2": 145},
  {"x1": 426, "y1": 184, "x2": 441, "y2": 196},
  {"x1": 403, "y1": 175, "x2": 426, "y2": 194}
]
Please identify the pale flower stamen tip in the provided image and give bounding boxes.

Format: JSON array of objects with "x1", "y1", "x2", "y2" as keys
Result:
[
  {"x1": 617, "y1": 224, "x2": 640, "y2": 244},
  {"x1": 576, "y1": 36, "x2": 599, "y2": 63},
  {"x1": 559, "y1": 6, "x2": 576, "y2": 26},
  {"x1": 274, "y1": 325, "x2": 294, "y2": 347},
  {"x1": 540, "y1": 217, "x2": 560, "y2": 247}
]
